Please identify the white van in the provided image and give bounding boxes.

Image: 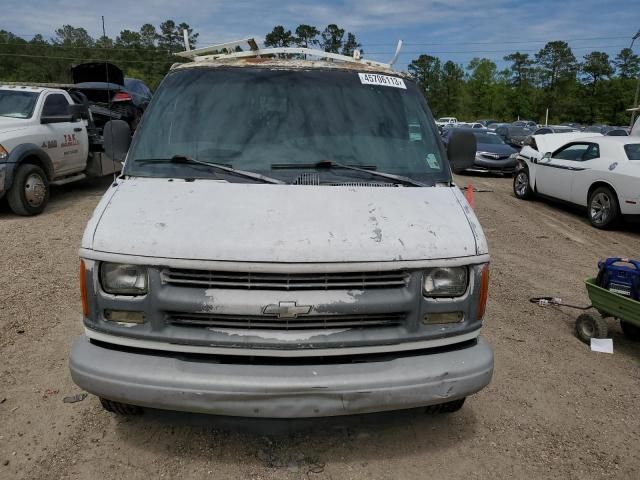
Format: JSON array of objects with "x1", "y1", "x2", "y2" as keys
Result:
[{"x1": 69, "y1": 48, "x2": 493, "y2": 417}]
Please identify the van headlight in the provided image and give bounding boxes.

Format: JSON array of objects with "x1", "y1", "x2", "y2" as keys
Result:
[
  {"x1": 100, "y1": 263, "x2": 148, "y2": 295},
  {"x1": 423, "y1": 267, "x2": 468, "y2": 297}
]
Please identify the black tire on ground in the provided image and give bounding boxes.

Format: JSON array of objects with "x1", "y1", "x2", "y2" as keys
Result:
[
  {"x1": 588, "y1": 186, "x2": 619, "y2": 229},
  {"x1": 620, "y1": 321, "x2": 640, "y2": 341},
  {"x1": 513, "y1": 168, "x2": 533, "y2": 199},
  {"x1": 424, "y1": 398, "x2": 466, "y2": 414},
  {"x1": 575, "y1": 313, "x2": 608, "y2": 344},
  {"x1": 7, "y1": 163, "x2": 49, "y2": 216},
  {"x1": 99, "y1": 398, "x2": 143, "y2": 415}
]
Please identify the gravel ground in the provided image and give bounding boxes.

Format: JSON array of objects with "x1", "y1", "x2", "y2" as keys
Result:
[{"x1": 1, "y1": 175, "x2": 639, "y2": 479}]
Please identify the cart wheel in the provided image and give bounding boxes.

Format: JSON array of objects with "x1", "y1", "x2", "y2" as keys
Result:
[
  {"x1": 575, "y1": 314, "x2": 608, "y2": 344},
  {"x1": 620, "y1": 321, "x2": 640, "y2": 341}
]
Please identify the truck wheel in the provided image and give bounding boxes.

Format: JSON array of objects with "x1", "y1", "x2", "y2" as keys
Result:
[
  {"x1": 425, "y1": 398, "x2": 466, "y2": 414},
  {"x1": 7, "y1": 164, "x2": 49, "y2": 216},
  {"x1": 513, "y1": 169, "x2": 533, "y2": 199},
  {"x1": 620, "y1": 321, "x2": 640, "y2": 341},
  {"x1": 575, "y1": 314, "x2": 608, "y2": 344},
  {"x1": 588, "y1": 186, "x2": 619, "y2": 229},
  {"x1": 99, "y1": 398, "x2": 143, "y2": 415}
]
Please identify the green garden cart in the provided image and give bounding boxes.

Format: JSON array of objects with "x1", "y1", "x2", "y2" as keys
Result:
[{"x1": 575, "y1": 278, "x2": 640, "y2": 343}]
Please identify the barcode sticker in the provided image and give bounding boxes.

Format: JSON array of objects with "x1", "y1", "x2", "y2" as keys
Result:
[{"x1": 358, "y1": 73, "x2": 406, "y2": 89}]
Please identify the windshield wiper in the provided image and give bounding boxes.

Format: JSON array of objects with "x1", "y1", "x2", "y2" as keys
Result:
[
  {"x1": 136, "y1": 155, "x2": 285, "y2": 184},
  {"x1": 271, "y1": 160, "x2": 426, "y2": 187}
]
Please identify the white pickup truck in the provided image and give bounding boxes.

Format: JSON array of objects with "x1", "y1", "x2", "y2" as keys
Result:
[{"x1": 0, "y1": 85, "x2": 123, "y2": 215}]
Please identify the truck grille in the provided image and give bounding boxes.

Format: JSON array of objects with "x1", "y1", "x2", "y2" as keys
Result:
[
  {"x1": 162, "y1": 269, "x2": 410, "y2": 291},
  {"x1": 167, "y1": 312, "x2": 407, "y2": 330}
]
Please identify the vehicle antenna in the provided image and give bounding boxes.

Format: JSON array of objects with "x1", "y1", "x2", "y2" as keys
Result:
[{"x1": 102, "y1": 15, "x2": 117, "y2": 186}]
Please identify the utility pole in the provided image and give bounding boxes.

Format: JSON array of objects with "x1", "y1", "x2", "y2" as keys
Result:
[{"x1": 630, "y1": 29, "x2": 640, "y2": 129}]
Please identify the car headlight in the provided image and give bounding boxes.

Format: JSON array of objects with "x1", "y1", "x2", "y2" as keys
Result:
[
  {"x1": 423, "y1": 267, "x2": 468, "y2": 297},
  {"x1": 0, "y1": 144, "x2": 8, "y2": 160},
  {"x1": 100, "y1": 263, "x2": 148, "y2": 295}
]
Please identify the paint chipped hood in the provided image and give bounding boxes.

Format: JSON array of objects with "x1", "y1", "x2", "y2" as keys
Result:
[{"x1": 83, "y1": 178, "x2": 485, "y2": 262}]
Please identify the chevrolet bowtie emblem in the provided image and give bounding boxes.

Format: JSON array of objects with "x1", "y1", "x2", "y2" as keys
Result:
[{"x1": 263, "y1": 301, "x2": 312, "y2": 318}]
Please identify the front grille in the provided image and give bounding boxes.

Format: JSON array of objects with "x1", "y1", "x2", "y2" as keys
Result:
[
  {"x1": 162, "y1": 269, "x2": 410, "y2": 291},
  {"x1": 167, "y1": 312, "x2": 407, "y2": 330},
  {"x1": 480, "y1": 153, "x2": 510, "y2": 160}
]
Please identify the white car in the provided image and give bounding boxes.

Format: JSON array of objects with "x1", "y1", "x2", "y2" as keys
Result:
[
  {"x1": 513, "y1": 134, "x2": 640, "y2": 228},
  {"x1": 435, "y1": 117, "x2": 458, "y2": 127}
]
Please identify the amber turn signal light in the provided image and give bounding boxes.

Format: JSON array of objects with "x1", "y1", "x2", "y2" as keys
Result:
[
  {"x1": 80, "y1": 260, "x2": 89, "y2": 317},
  {"x1": 477, "y1": 264, "x2": 489, "y2": 321}
]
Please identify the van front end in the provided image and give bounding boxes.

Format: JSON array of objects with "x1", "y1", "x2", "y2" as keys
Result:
[{"x1": 71, "y1": 248, "x2": 492, "y2": 417}]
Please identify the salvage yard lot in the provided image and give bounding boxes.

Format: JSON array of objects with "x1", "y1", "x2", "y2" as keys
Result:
[{"x1": 1, "y1": 175, "x2": 639, "y2": 479}]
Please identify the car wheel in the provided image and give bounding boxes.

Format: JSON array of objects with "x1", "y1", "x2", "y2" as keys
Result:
[
  {"x1": 588, "y1": 186, "x2": 619, "y2": 229},
  {"x1": 7, "y1": 163, "x2": 50, "y2": 216},
  {"x1": 424, "y1": 398, "x2": 466, "y2": 414},
  {"x1": 575, "y1": 314, "x2": 608, "y2": 344},
  {"x1": 513, "y1": 169, "x2": 532, "y2": 199},
  {"x1": 620, "y1": 321, "x2": 640, "y2": 341},
  {"x1": 100, "y1": 398, "x2": 143, "y2": 415}
]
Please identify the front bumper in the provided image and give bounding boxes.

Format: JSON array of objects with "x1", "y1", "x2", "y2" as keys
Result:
[
  {"x1": 69, "y1": 334, "x2": 494, "y2": 417},
  {"x1": 472, "y1": 156, "x2": 516, "y2": 173}
]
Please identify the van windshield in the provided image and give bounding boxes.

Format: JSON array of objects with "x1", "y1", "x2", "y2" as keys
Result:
[{"x1": 125, "y1": 67, "x2": 450, "y2": 185}]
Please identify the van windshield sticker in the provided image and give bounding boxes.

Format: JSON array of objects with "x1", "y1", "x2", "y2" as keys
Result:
[
  {"x1": 358, "y1": 73, "x2": 406, "y2": 89},
  {"x1": 426, "y1": 153, "x2": 440, "y2": 169}
]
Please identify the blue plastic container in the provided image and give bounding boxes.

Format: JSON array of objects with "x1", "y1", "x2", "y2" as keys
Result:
[{"x1": 596, "y1": 258, "x2": 640, "y2": 300}]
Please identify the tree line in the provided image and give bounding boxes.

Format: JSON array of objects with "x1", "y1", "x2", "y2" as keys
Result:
[
  {"x1": 409, "y1": 42, "x2": 639, "y2": 125},
  {"x1": 1, "y1": 22, "x2": 638, "y2": 125}
]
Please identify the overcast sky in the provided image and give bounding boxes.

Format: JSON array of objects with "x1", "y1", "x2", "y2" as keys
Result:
[{"x1": 2, "y1": 0, "x2": 638, "y2": 70}]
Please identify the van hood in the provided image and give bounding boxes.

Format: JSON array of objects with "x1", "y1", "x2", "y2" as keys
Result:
[{"x1": 86, "y1": 178, "x2": 481, "y2": 263}]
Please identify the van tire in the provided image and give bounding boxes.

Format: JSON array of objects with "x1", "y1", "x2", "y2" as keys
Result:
[
  {"x1": 7, "y1": 164, "x2": 50, "y2": 216},
  {"x1": 99, "y1": 398, "x2": 143, "y2": 415},
  {"x1": 425, "y1": 398, "x2": 466, "y2": 414}
]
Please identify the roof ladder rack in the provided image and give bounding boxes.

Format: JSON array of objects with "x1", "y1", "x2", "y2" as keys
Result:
[{"x1": 174, "y1": 38, "x2": 402, "y2": 70}]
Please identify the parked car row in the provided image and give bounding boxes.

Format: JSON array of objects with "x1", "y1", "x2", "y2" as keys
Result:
[{"x1": 441, "y1": 127, "x2": 517, "y2": 174}]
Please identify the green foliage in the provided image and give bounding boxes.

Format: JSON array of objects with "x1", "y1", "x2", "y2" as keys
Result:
[
  {"x1": 264, "y1": 26, "x2": 294, "y2": 48},
  {"x1": 0, "y1": 24, "x2": 636, "y2": 126},
  {"x1": 294, "y1": 25, "x2": 320, "y2": 48},
  {"x1": 410, "y1": 41, "x2": 638, "y2": 125},
  {"x1": 614, "y1": 48, "x2": 640, "y2": 79},
  {"x1": 321, "y1": 24, "x2": 344, "y2": 53},
  {"x1": 0, "y1": 21, "x2": 196, "y2": 89}
]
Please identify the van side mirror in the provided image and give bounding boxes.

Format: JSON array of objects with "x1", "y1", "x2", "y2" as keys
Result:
[
  {"x1": 103, "y1": 120, "x2": 131, "y2": 162},
  {"x1": 447, "y1": 130, "x2": 477, "y2": 174}
]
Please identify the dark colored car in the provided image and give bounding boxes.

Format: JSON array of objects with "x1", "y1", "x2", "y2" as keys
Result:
[
  {"x1": 582, "y1": 125, "x2": 628, "y2": 136},
  {"x1": 603, "y1": 127, "x2": 628, "y2": 136},
  {"x1": 533, "y1": 126, "x2": 578, "y2": 135},
  {"x1": 475, "y1": 119, "x2": 500, "y2": 127},
  {"x1": 560, "y1": 122, "x2": 582, "y2": 129},
  {"x1": 124, "y1": 78, "x2": 153, "y2": 110},
  {"x1": 442, "y1": 128, "x2": 517, "y2": 174},
  {"x1": 512, "y1": 120, "x2": 537, "y2": 129},
  {"x1": 494, "y1": 125, "x2": 533, "y2": 148},
  {"x1": 70, "y1": 62, "x2": 152, "y2": 130}
]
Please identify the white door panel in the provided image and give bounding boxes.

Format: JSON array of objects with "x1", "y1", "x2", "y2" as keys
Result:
[{"x1": 535, "y1": 158, "x2": 575, "y2": 201}]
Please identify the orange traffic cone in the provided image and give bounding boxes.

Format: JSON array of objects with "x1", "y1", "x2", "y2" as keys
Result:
[{"x1": 465, "y1": 183, "x2": 475, "y2": 209}]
